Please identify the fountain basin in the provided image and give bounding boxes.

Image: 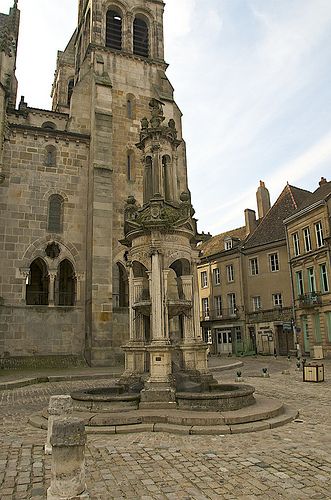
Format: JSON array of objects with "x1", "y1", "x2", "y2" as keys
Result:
[
  {"x1": 71, "y1": 386, "x2": 140, "y2": 412},
  {"x1": 176, "y1": 384, "x2": 255, "y2": 411}
]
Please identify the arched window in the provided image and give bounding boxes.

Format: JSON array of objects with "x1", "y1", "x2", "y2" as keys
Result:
[
  {"x1": 26, "y1": 258, "x2": 49, "y2": 305},
  {"x1": 67, "y1": 78, "x2": 74, "y2": 106},
  {"x1": 57, "y1": 259, "x2": 76, "y2": 306},
  {"x1": 42, "y1": 122, "x2": 56, "y2": 131},
  {"x1": 106, "y1": 9, "x2": 122, "y2": 50},
  {"x1": 48, "y1": 194, "x2": 64, "y2": 233},
  {"x1": 162, "y1": 155, "x2": 171, "y2": 201},
  {"x1": 126, "y1": 94, "x2": 136, "y2": 119},
  {"x1": 133, "y1": 17, "x2": 149, "y2": 58},
  {"x1": 45, "y1": 145, "x2": 57, "y2": 167},
  {"x1": 143, "y1": 156, "x2": 153, "y2": 203},
  {"x1": 127, "y1": 151, "x2": 135, "y2": 181},
  {"x1": 117, "y1": 262, "x2": 129, "y2": 307}
]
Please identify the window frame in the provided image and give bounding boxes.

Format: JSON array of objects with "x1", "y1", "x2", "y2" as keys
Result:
[
  {"x1": 252, "y1": 296, "x2": 262, "y2": 311},
  {"x1": 214, "y1": 296, "x2": 222, "y2": 317},
  {"x1": 213, "y1": 268, "x2": 220, "y2": 285},
  {"x1": 303, "y1": 227, "x2": 312, "y2": 252},
  {"x1": 315, "y1": 221, "x2": 324, "y2": 248},
  {"x1": 272, "y1": 293, "x2": 283, "y2": 307},
  {"x1": 320, "y1": 263, "x2": 329, "y2": 293},
  {"x1": 227, "y1": 293, "x2": 236, "y2": 315},
  {"x1": 269, "y1": 252, "x2": 280, "y2": 272},
  {"x1": 48, "y1": 194, "x2": 64, "y2": 233},
  {"x1": 307, "y1": 267, "x2": 316, "y2": 293},
  {"x1": 201, "y1": 297, "x2": 209, "y2": 318},
  {"x1": 200, "y1": 271, "x2": 208, "y2": 289},
  {"x1": 226, "y1": 264, "x2": 234, "y2": 283},
  {"x1": 292, "y1": 232, "x2": 300, "y2": 256},
  {"x1": 296, "y1": 270, "x2": 304, "y2": 296},
  {"x1": 249, "y1": 257, "x2": 259, "y2": 276}
]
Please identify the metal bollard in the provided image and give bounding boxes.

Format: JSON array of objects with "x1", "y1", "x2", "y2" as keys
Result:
[
  {"x1": 47, "y1": 417, "x2": 89, "y2": 499},
  {"x1": 45, "y1": 395, "x2": 72, "y2": 455}
]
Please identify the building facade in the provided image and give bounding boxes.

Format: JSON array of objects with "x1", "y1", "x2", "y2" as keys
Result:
[
  {"x1": 197, "y1": 181, "x2": 327, "y2": 357},
  {"x1": 0, "y1": 0, "x2": 191, "y2": 367},
  {"x1": 284, "y1": 178, "x2": 331, "y2": 358}
]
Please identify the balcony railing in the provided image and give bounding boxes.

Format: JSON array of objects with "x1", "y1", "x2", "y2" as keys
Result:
[
  {"x1": 298, "y1": 292, "x2": 322, "y2": 308},
  {"x1": 200, "y1": 307, "x2": 242, "y2": 322}
]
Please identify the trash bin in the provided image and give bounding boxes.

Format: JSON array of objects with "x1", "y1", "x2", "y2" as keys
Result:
[{"x1": 303, "y1": 363, "x2": 324, "y2": 383}]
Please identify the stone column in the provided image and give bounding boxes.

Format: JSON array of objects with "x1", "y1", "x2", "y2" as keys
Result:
[
  {"x1": 192, "y1": 261, "x2": 202, "y2": 341},
  {"x1": 150, "y1": 250, "x2": 164, "y2": 341},
  {"x1": 45, "y1": 395, "x2": 72, "y2": 455},
  {"x1": 47, "y1": 417, "x2": 88, "y2": 500},
  {"x1": 48, "y1": 271, "x2": 57, "y2": 307},
  {"x1": 180, "y1": 275, "x2": 194, "y2": 342},
  {"x1": 162, "y1": 270, "x2": 170, "y2": 341},
  {"x1": 20, "y1": 268, "x2": 30, "y2": 303}
]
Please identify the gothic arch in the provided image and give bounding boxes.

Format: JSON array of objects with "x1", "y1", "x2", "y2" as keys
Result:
[
  {"x1": 43, "y1": 189, "x2": 69, "y2": 202},
  {"x1": 20, "y1": 236, "x2": 81, "y2": 271},
  {"x1": 57, "y1": 259, "x2": 76, "y2": 306},
  {"x1": 130, "y1": 6, "x2": 155, "y2": 57},
  {"x1": 26, "y1": 257, "x2": 49, "y2": 306}
]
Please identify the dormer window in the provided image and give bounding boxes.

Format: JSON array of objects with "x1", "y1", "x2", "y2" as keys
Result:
[
  {"x1": 106, "y1": 9, "x2": 122, "y2": 50},
  {"x1": 224, "y1": 238, "x2": 233, "y2": 250}
]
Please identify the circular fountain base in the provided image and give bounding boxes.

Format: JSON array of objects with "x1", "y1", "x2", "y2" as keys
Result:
[
  {"x1": 176, "y1": 384, "x2": 255, "y2": 412},
  {"x1": 71, "y1": 386, "x2": 140, "y2": 412}
]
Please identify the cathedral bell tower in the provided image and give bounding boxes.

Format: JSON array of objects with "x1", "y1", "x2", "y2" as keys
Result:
[
  {"x1": 50, "y1": 0, "x2": 190, "y2": 366},
  {"x1": 0, "y1": 0, "x2": 19, "y2": 183}
]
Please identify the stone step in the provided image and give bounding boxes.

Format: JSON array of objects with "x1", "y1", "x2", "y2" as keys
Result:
[{"x1": 29, "y1": 401, "x2": 298, "y2": 435}]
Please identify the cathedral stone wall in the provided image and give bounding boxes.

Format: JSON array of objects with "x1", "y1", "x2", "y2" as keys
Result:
[{"x1": 0, "y1": 114, "x2": 90, "y2": 358}]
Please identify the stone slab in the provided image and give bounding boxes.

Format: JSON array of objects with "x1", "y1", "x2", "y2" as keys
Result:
[
  {"x1": 190, "y1": 425, "x2": 231, "y2": 435},
  {"x1": 153, "y1": 423, "x2": 192, "y2": 435},
  {"x1": 115, "y1": 424, "x2": 154, "y2": 434}
]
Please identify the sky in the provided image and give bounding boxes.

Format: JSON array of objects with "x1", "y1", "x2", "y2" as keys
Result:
[{"x1": 1, "y1": 0, "x2": 331, "y2": 234}]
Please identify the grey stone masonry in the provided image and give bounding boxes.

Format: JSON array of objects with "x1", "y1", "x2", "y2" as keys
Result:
[
  {"x1": 45, "y1": 395, "x2": 73, "y2": 455},
  {"x1": 47, "y1": 417, "x2": 88, "y2": 499}
]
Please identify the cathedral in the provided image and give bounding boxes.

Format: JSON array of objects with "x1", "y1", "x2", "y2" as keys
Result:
[{"x1": 0, "y1": 1, "x2": 194, "y2": 367}]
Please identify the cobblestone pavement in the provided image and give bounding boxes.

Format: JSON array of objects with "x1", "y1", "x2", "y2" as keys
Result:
[{"x1": 0, "y1": 357, "x2": 330, "y2": 499}]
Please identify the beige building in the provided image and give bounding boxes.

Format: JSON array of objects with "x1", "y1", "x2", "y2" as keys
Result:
[
  {"x1": 284, "y1": 178, "x2": 331, "y2": 358},
  {"x1": 242, "y1": 183, "x2": 311, "y2": 356},
  {"x1": 198, "y1": 181, "x2": 314, "y2": 356},
  {"x1": 0, "y1": 1, "x2": 190, "y2": 367},
  {"x1": 199, "y1": 227, "x2": 247, "y2": 355}
]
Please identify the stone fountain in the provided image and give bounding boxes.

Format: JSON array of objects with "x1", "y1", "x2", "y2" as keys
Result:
[{"x1": 71, "y1": 99, "x2": 256, "y2": 414}]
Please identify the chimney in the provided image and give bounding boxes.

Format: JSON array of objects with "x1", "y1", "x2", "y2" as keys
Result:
[
  {"x1": 245, "y1": 209, "x2": 257, "y2": 235},
  {"x1": 319, "y1": 177, "x2": 327, "y2": 187},
  {"x1": 256, "y1": 180, "x2": 271, "y2": 219}
]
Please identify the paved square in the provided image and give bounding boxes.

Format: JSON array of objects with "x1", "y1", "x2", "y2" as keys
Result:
[{"x1": 0, "y1": 357, "x2": 330, "y2": 499}]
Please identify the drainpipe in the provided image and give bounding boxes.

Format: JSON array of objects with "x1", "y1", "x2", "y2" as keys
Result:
[{"x1": 284, "y1": 226, "x2": 301, "y2": 357}]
